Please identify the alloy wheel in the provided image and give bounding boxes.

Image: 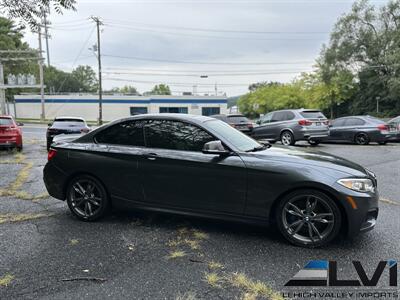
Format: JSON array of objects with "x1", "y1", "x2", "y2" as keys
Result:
[
  {"x1": 355, "y1": 133, "x2": 369, "y2": 145},
  {"x1": 68, "y1": 178, "x2": 105, "y2": 219},
  {"x1": 281, "y1": 194, "x2": 336, "y2": 245},
  {"x1": 281, "y1": 131, "x2": 294, "y2": 146}
]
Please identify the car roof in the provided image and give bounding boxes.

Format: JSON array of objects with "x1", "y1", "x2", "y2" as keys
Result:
[
  {"x1": 119, "y1": 113, "x2": 215, "y2": 124},
  {"x1": 54, "y1": 116, "x2": 86, "y2": 121}
]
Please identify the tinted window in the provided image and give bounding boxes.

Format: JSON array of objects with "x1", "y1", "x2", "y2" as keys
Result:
[
  {"x1": 0, "y1": 118, "x2": 13, "y2": 125},
  {"x1": 227, "y1": 115, "x2": 249, "y2": 123},
  {"x1": 331, "y1": 119, "x2": 346, "y2": 127},
  {"x1": 271, "y1": 111, "x2": 287, "y2": 122},
  {"x1": 205, "y1": 119, "x2": 261, "y2": 152},
  {"x1": 344, "y1": 118, "x2": 365, "y2": 126},
  {"x1": 260, "y1": 112, "x2": 273, "y2": 124},
  {"x1": 130, "y1": 107, "x2": 148, "y2": 115},
  {"x1": 286, "y1": 111, "x2": 295, "y2": 120},
  {"x1": 300, "y1": 111, "x2": 326, "y2": 119},
  {"x1": 159, "y1": 107, "x2": 188, "y2": 114},
  {"x1": 202, "y1": 107, "x2": 220, "y2": 116},
  {"x1": 145, "y1": 119, "x2": 214, "y2": 151},
  {"x1": 95, "y1": 120, "x2": 145, "y2": 146},
  {"x1": 55, "y1": 118, "x2": 84, "y2": 123}
]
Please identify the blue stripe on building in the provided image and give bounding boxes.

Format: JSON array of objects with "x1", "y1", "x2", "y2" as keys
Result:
[{"x1": 15, "y1": 98, "x2": 227, "y2": 104}]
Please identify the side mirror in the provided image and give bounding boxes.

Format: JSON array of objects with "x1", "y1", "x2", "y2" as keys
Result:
[
  {"x1": 17, "y1": 122, "x2": 24, "y2": 126},
  {"x1": 202, "y1": 140, "x2": 230, "y2": 156}
]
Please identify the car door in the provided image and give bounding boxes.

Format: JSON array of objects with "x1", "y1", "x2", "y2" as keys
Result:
[
  {"x1": 253, "y1": 112, "x2": 282, "y2": 139},
  {"x1": 139, "y1": 119, "x2": 247, "y2": 215},
  {"x1": 329, "y1": 118, "x2": 346, "y2": 141},
  {"x1": 342, "y1": 118, "x2": 365, "y2": 141},
  {"x1": 89, "y1": 120, "x2": 147, "y2": 203}
]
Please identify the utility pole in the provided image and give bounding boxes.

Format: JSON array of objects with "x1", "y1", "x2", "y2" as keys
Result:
[
  {"x1": 91, "y1": 16, "x2": 103, "y2": 125},
  {"x1": 43, "y1": 12, "x2": 51, "y2": 67},
  {"x1": 215, "y1": 82, "x2": 218, "y2": 96},
  {"x1": 38, "y1": 27, "x2": 45, "y2": 121},
  {"x1": 0, "y1": 63, "x2": 5, "y2": 114}
]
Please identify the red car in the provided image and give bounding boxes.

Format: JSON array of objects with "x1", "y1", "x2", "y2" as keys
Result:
[{"x1": 0, "y1": 115, "x2": 23, "y2": 151}]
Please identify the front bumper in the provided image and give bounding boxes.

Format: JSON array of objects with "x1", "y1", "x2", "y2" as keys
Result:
[{"x1": 335, "y1": 185, "x2": 379, "y2": 238}]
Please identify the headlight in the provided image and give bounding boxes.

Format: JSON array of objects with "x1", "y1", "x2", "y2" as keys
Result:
[{"x1": 337, "y1": 178, "x2": 375, "y2": 193}]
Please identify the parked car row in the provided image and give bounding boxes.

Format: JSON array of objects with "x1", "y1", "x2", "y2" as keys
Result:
[{"x1": 211, "y1": 110, "x2": 400, "y2": 146}]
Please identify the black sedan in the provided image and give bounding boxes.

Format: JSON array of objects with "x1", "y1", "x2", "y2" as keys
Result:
[
  {"x1": 46, "y1": 116, "x2": 90, "y2": 150},
  {"x1": 327, "y1": 115, "x2": 398, "y2": 145},
  {"x1": 43, "y1": 114, "x2": 378, "y2": 247}
]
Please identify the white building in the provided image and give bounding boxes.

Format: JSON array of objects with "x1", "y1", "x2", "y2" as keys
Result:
[{"x1": 14, "y1": 94, "x2": 228, "y2": 122}]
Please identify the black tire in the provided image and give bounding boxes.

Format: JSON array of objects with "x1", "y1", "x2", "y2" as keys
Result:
[
  {"x1": 378, "y1": 141, "x2": 387, "y2": 145},
  {"x1": 308, "y1": 139, "x2": 320, "y2": 146},
  {"x1": 276, "y1": 189, "x2": 342, "y2": 248},
  {"x1": 354, "y1": 133, "x2": 370, "y2": 145},
  {"x1": 280, "y1": 131, "x2": 295, "y2": 146},
  {"x1": 66, "y1": 175, "x2": 110, "y2": 221},
  {"x1": 16, "y1": 144, "x2": 23, "y2": 151}
]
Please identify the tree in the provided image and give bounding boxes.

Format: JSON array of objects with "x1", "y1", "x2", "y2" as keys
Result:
[
  {"x1": 0, "y1": 0, "x2": 76, "y2": 29},
  {"x1": 71, "y1": 65, "x2": 98, "y2": 93},
  {"x1": 150, "y1": 84, "x2": 171, "y2": 95},
  {"x1": 108, "y1": 85, "x2": 139, "y2": 95}
]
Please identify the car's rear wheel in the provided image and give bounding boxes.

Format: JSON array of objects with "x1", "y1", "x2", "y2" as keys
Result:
[
  {"x1": 276, "y1": 189, "x2": 341, "y2": 247},
  {"x1": 66, "y1": 175, "x2": 109, "y2": 221},
  {"x1": 281, "y1": 131, "x2": 295, "y2": 146},
  {"x1": 355, "y1": 133, "x2": 370, "y2": 145}
]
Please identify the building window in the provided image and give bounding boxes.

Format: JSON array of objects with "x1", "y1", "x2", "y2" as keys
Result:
[
  {"x1": 130, "y1": 107, "x2": 148, "y2": 115},
  {"x1": 202, "y1": 107, "x2": 220, "y2": 116},
  {"x1": 159, "y1": 107, "x2": 188, "y2": 114}
]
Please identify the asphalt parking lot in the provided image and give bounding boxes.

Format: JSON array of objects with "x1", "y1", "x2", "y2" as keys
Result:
[{"x1": 1, "y1": 125, "x2": 399, "y2": 300}]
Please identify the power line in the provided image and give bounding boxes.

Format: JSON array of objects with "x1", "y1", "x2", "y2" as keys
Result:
[
  {"x1": 105, "y1": 77, "x2": 252, "y2": 87},
  {"x1": 104, "y1": 18, "x2": 329, "y2": 35},
  {"x1": 102, "y1": 54, "x2": 314, "y2": 66}
]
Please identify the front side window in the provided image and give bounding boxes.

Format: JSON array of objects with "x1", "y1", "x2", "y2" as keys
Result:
[
  {"x1": 261, "y1": 112, "x2": 273, "y2": 124},
  {"x1": 331, "y1": 119, "x2": 345, "y2": 127},
  {"x1": 345, "y1": 118, "x2": 365, "y2": 126},
  {"x1": 144, "y1": 119, "x2": 214, "y2": 151},
  {"x1": 271, "y1": 111, "x2": 286, "y2": 122},
  {"x1": 95, "y1": 120, "x2": 145, "y2": 146}
]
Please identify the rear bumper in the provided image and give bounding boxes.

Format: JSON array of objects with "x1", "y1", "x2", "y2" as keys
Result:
[
  {"x1": 0, "y1": 135, "x2": 22, "y2": 148},
  {"x1": 295, "y1": 129, "x2": 330, "y2": 141},
  {"x1": 43, "y1": 162, "x2": 68, "y2": 200}
]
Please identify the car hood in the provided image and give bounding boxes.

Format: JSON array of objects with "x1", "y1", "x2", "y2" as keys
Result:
[{"x1": 246, "y1": 146, "x2": 369, "y2": 177}]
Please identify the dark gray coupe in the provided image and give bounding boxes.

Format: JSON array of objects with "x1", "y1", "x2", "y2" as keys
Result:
[{"x1": 43, "y1": 114, "x2": 378, "y2": 247}]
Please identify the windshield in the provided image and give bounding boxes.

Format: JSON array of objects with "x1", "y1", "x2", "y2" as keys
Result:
[
  {"x1": 0, "y1": 118, "x2": 13, "y2": 125},
  {"x1": 205, "y1": 119, "x2": 262, "y2": 152}
]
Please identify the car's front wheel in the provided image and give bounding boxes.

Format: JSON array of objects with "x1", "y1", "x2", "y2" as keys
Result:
[
  {"x1": 66, "y1": 175, "x2": 110, "y2": 221},
  {"x1": 276, "y1": 189, "x2": 342, "y2": 247}
]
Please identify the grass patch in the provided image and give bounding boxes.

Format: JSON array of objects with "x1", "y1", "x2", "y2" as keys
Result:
[
  {"x1": 0, "y1": 274, "x2": 14, "y2": 287},
  {"x1": 168, "y1": 250, "x2": 186, "y2": 259},
  {"x1": 229, "y1": 273, "x2": 283, "y2": 300},
  {"x1": 70, "y1": 239, "x2": 79, "y2": 245},
  {"x1": 176, "y1": 291, "x2": 197, "y2": 300},
  {"x1": 192, "y1": 229, "x2": 208, "y2": 240},
  {"x1": 204, "y1": 272, "x2": 223, "y2": 288},
  {"x1": 184, "y1": 239, "x2": 200, "y2": 250},
  {"x1": 208, "y1": 261, "x2": 223, "y2": 270},
  {"x1": 0, "y1": 212, "x2": 53, "y2": 224}
]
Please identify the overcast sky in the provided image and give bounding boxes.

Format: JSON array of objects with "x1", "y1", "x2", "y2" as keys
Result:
[{"x1": 22, "y1": 0, "x2": 387, "y2": 97}]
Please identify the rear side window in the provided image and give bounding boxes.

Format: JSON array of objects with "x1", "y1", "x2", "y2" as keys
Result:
[
  {"x1": 344, "y1": 118, "x2": 365, "y2": 126},
  {"x1": 286, "y1": 111, "x2": 295, "y2": 120},
  {"x1": 300, "y1": 111, "x2": 326, "y2": 119},
  {"x1": 144, "y1": 119, "x2": 214, "y2": 151},
  {"x1": 271, "y1": 111, "x2": 287, "y2": 122},
  {"x1": 0, "y1": 118, "x2": 13, "y2": 125},
  {"x1": 331, "y1": 119, "x2": 345, "y2": 127},
  {"x1": 227, "y1": 116, "x2": 249, "y2": 123},
  {"x1": 95, "y1": 120, "x2": 145, "y2": 146}
]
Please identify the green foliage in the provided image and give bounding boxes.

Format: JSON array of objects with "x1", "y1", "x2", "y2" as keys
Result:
[
  {"x1": 108, "y1": 85, "x2": 139, "y2": 95},
  {"x1": 239, "y1": 0, "x2": 400, "y2": 118},
  {"x1": 0, "y1": 0, "x2": 76, "y2": 29},
  {"x1": 71, "y1": 65, "x2": 98, "y2": 93},
  {"x1": 150, "y1": 84, "x2": 171, "y2": 95}
]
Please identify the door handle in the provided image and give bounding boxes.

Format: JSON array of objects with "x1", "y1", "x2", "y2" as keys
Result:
[{"x1": 144, "y1": 153, "x2": 158, "y2": 161}]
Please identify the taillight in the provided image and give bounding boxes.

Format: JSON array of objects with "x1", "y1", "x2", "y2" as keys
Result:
[
  {"x1": 298, "y1": 119, "x2": 312, "y2": 126},
  {"x1": 377, "y1": 124, "x2": 388, "y2": 131},
  {"x1": 81, "y1": 128, "x2": 90, "y2": 133},
  {"x1": 323, "y1": 120, "x2": 330, "y2": 126},
  {"x1": 48, "y1": 149, "x2": 57, "y2": 161}
]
